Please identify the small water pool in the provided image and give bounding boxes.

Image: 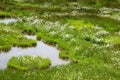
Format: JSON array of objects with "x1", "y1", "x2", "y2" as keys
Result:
[
  {"x1": 0, "y1": 35, "x2": 69, "y2": 70},
  {"x1": 0, "y1": 18, "x2": 17, "y2": 24}
]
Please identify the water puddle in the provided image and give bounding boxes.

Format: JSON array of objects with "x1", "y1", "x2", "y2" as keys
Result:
[
  {"x1": 0, "y1": 35, "x2": 69, "y2": 70},
  {"x1": 0, "y1": 18, "x2": 17, "y2": 24}
]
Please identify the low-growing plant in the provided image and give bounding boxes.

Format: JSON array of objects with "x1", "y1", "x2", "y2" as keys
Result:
[
  {"x1": 7, "y1": 56, "x2": 51, "y2": 70},
  {"x1": 0, "y1": 11, "x2": 11, "y2": 18},
  {"x1": 59, "y1": 51, "x2": 69, "y2": 60},
  {"x1": 0, "y1": 1, "x2": 120, "y2": 80},
  {"x1": 14, "y1": 38, "x2": 37, "y2": 47},
  {"x1": 0, "y1": 39, "x2": 11, "y2": 52}
]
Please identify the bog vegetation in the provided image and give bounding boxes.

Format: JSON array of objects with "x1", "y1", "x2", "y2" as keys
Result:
[
  {"x1": 8, "y1": 56, "x2": 51, "y2": 70},
  {"x1": 0, "y1": 0, "x2": 120, "y2": 80}
]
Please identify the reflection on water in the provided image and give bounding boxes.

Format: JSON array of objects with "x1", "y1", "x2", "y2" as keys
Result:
[
  {"x1": 0, "y1": 18, "x2": 17, "y2": 24},
  {"x1": 0, "y1": 35, "x2": 69, "y2": 70}
]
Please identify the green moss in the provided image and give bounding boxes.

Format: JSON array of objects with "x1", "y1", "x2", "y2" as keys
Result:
[
  {"x1": 59, "y1": 51, "x2": 69, "y2": 60},
  {"x1": 22, "y1": 27, "x2": 36, "y2": 35},
  {"x1": 14, "y1": 38, "x2": 37, "y2": 47},
  {"x1": 0, "y1": 30, "x2": 37, "y2": 51},
  {"x1": 7, "y1": 56, "x2": 51, "y2": 70},
  {"x1": 104, "y1": 35, "x2": 120, "y2": 44},
  {"x1": 37, "y1": 32, "x2": 44, "y2": 40},
  {"x1": 67, "y1": 19, "x2": 94, "y2": 29},
  {"x1": 104, "y1": 35, "x2": 120, "y2": 50},
  {"x1": 73, "y1": 15, "x2": 120, "y2": 32},
  {"x1": 0, "y1": 11, "x2": 11, "y2": 18},
  {"x1": 0, "y1": 39, "x2": 11, "y2": 52}
]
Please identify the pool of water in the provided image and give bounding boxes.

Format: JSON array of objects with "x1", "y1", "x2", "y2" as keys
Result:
[
  {"x1": 0, "y1": 35, "x2": 69, "y2": 70},
  {"x1": 0, "y1": 18, "x2": 17, "y2": 24}
]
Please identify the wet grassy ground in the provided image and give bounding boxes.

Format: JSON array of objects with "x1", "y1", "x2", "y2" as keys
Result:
[{"x1": 0, "y1": 1, "x2": 120, "y2": 80}]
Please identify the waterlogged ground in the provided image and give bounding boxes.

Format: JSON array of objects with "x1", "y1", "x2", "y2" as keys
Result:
[
  {"x1": 0, "y1": 1, "x2": 120, "y2": 80},
  {"x1": 0, "y1": 32, "x2": 69, "y2": 69},
  {"x1": 0, "y1": 18, "x2": 17, "y2": 24}
]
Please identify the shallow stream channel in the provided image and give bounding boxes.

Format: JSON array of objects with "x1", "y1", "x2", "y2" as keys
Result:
[{"x1": 0, "y1": 19, "x2": 69, "y2": 70}]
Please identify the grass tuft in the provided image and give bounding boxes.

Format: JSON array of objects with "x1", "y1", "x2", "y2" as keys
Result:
[{"x1": 7, "y1": 56, "x2": 51, "y2": 70}]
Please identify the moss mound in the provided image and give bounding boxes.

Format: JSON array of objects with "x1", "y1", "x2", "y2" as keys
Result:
[{"x1": 7, "y1": 56, "x2": 51, "y2": 70}]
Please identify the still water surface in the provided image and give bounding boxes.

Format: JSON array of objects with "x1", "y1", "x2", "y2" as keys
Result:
[{"x1": 0, "y1": 18, "x2": 17, "y2": 24}]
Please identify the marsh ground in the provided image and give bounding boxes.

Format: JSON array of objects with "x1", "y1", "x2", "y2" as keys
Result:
[{"x1": 0, "y1": 0, "x2": 120, "y2": 80}]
